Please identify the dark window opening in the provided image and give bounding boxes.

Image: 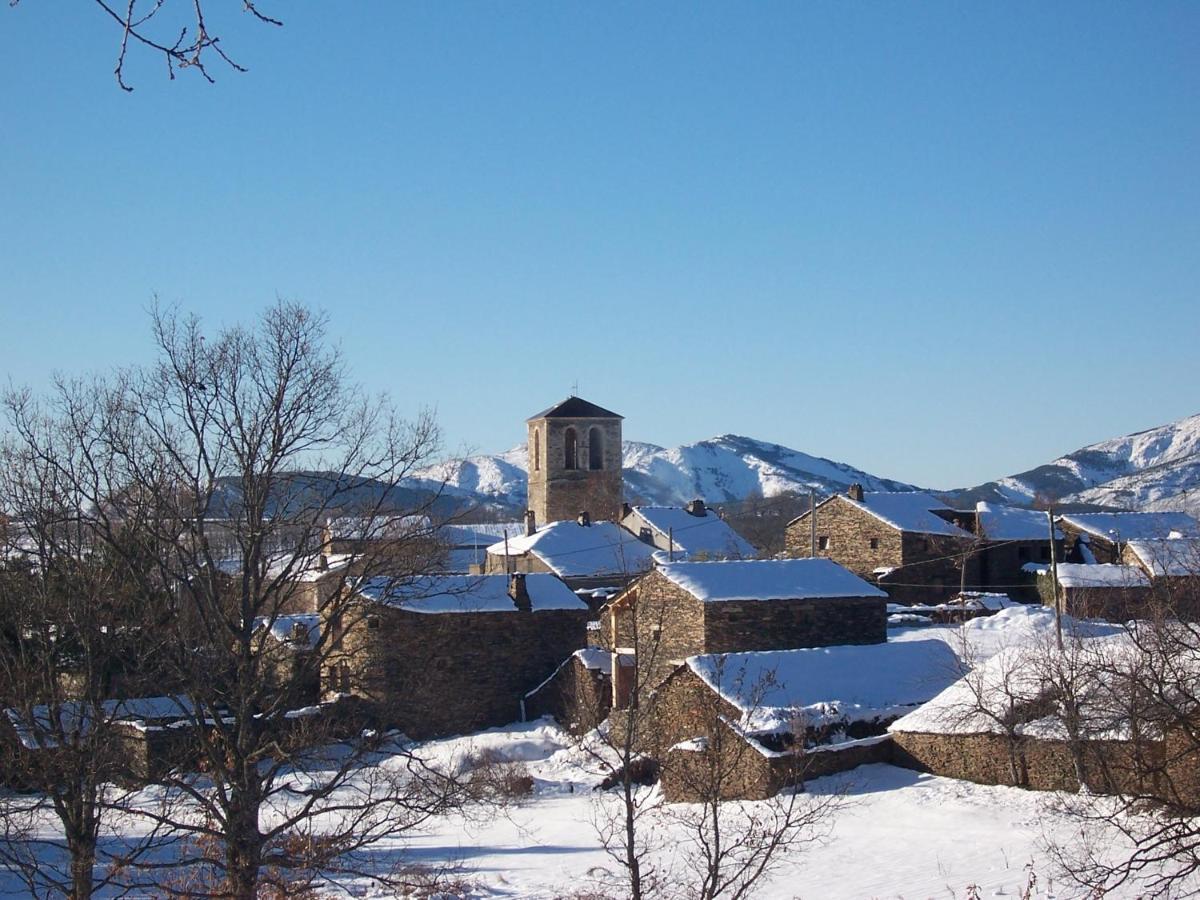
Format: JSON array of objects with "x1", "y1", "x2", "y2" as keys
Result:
[
  {"x1": 818, "y1": 536, "x2": 830, "y2": 551},
  {"x1": 869, "y1": 538, "x2": 879, "y2": 550},
  {"x1": 588, "y1": 426, "x2": 604, "y2": 470},
  {"x1": 564, "y1": 427, "x2": 578, "y2": 470},
  {"x1": 533, "y1": 428, "x2": 541, "y2": 471}
]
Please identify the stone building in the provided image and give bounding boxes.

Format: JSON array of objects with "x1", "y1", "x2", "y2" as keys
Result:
[
  {"x1": 620, "y1": 500, "x2": 757, "y2": 559},
  {"x1": 604, "y1": 557, "x2": 889, "y2": 702},
  {"x1": 648, "y1": 640, "x2": 959, "y2": 801},
  {"x1": 526, "y1": 397, "x2": 624, "y2": 527},
  {"x1": 322, "y1": 573, "x2": 591, "y2": 738},
  {"x1": 972, "y1": 502, "x2": 1062, "y2": 603},
  {"x1": 1058, "y1": 511, "x2": 1200, "y2": 565},
  {"x1": 483, "y1": 517, "x2": 657, "y2": 596},
  {"x1": 784, "y1": 486, "x2": 978, "y2": 604}
]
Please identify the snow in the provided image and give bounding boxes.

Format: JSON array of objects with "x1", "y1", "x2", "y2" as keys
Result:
[
  {"x1": 890, "y1": 636, "x2": 1139, "y2": 740},
  {"x1": 624, "y1": 505, "x2": 756, "y2": 558},
  {"x1": 1059, "y1": 510, "x2": 1200, "y2": 541},
  {"x1": 573, "y1": 647, "x2": 612, "y2": 675},
  {"x1": 6, "y1": 696, "x2": 196, "y2": 749},
  {"x1": 975, "y1": 501, "x2": 1060, "y2": 540},
  {"x1": 326, "y1": 514, "x2": 430, "y2": 541},
  {"x1": 356, "y1": 574, "x2": 588, "y2": 613},
  {"x1": 842, "y1": 491, "x2": 973, "y2": 537},
  {"x1": 657, "y1": 557, "x2": 887, "y2": 603},
  {"x1": 439, "y1": 522, "x2": 527, "y2": 546},
  {"x1": 254, "y1": 614, "x2": 320, "y2": 649},
  {"x1": 1123, "y1": 538, "x2": 1200, "y2": 577},
  {"x1": 1040, "y1": 563, "x2": 1150, "y2": 589},
  {"x1": 486, "y1": 520, "x2": 658, "y2": 578},
  {"x1": 685, "y1": 640, "x2": 962, "y2": 736}
]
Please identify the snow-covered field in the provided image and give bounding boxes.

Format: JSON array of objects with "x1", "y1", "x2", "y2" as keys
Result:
[{"x1": 0, "y1": 609, "x2": 1180, "y2": 898}]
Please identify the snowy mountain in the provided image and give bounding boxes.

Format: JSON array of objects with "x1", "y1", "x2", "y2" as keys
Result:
[
  {"x1": 419, "y1": 435, "x2": 918, "y2": 510},
  {"x1": 952, "y1": 413, "x2": 1200, "y2": 517}
]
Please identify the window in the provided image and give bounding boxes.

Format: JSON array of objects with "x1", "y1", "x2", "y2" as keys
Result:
[
  {"x1": 588, "y1": 426, "x2": 604, "y2": 470},
  {"x1": 869, "y1": 538, "x2": 879, "y2": 550},
  {"x1": 817, "y1": 536, "x2": 830, "y2": 551},
  {"x1": 533, "y1": 428, "x2": 540, "y2": 471},
  {"x1": 564, "y1": 427, "x2": 578, "y2": 470}
]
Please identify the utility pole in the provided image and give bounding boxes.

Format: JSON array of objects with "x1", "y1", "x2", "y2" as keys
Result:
[
  {"x1": 503, "y1": 528, "x2": 512, "y2": 575},
  {"x1": 668, "y1": 527, "x2": 674, "y2": 562},
  {"x1": 809, "y1": 489, "x2": 817, "y2": 558},
  {"x1": 1048, "y1": 507, "x2": 1063, "y2": 651}
]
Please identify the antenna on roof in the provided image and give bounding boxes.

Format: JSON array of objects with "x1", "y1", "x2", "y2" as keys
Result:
[{"x1": 570, "y1": 379, "x2": 580, "y2": 397}]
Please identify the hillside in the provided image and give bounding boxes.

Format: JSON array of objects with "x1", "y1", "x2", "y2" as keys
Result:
[
  {"x1": 951, "y1": 413, "x2": 1200, "y2": 516},
  {"x1": 420, "y1": 434, "x2": 919, "y2": 511}
]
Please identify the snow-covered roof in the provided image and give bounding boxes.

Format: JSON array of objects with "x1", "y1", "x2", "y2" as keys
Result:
[
  {"x1": 1124, "y1": 538, "x2": 1200, "y2": 578},
  {"x1": 656, "y1": 558, "x2": 887, "y2": 603},
  {"x1": 254, "y1": 614, "x2": 320, "y2": 649},
  {"x1": 574, "y1": 647, "x2": 612, "y2": 675},
  {"x1": 890, "y1": 636, "x2": 1140, "y2": 739},
  {"x1": 687, "y1": 639, "x2": 961, "y2": 736},
  {"x1": 214, "y1": 551, "x2": 352, "y2": 582},
  {"x1": 625, "y1": 506, "x2": 756, "y2": 558},
  {"x1": 486, "y1": 520, "x2": 657, "y2": 578},
  {"x1": 1058, "y1": 511, "x2": 1200, "y2": 542},
  {"x1": 842, "y1": 492, "x2": 973, "y2": 538},
  {"x1": 975, "y1": 502, "x2": 1061, "y2": 541},
  {"x1": 439, "y1": 522, "x2": 527, "y2": 547},
  {"x1": 327, "y1": 514, "x2": 431, "y2": 541},
  {"x1": 1037, "y1": 563, "x2": 1150, "y2": 589},
  {"x1": 5, "y1": 696, "x2": 197, "y2": 749},
  {"x1": 356, "y1": 573, "x2": 588, "y2": 614}
]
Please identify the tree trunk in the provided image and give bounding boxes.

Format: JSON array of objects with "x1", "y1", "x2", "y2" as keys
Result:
[
  {"x1": 226, "y1": 786, "x2": 264, "y2": 900},
  {"x1": 67, "y1": 834, "x2": 95, "y2": 900}
]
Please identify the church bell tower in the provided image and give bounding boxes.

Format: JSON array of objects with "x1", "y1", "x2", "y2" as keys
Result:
[{"x1": 526, "y1": 397, "x2": 623, "y2": 526}]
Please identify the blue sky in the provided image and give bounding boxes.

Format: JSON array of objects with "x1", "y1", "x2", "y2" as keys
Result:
[{"x1": 1, "y1": 2, "x2": 1197, "y2": 489}]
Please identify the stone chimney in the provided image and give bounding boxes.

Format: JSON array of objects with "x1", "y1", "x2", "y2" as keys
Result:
[
  {"x1": 577, "y1": 511, "x2": 591, "y2": 527},
  {"x1": 508, "y1": 573, "x2": 531, "y2": 611},
  {"x1": 621, "y1": 502, "x2": 633, "y2": 519},
  {"x1": 847, "y1": 483, "x2": 864, "y2": 502},
  {"x1": 686, "y1": 498, "x2": 706, "y2": 517},
  {"x1": 317, "y1": 553, "x2": 329, "y2": 571},
  {"x1": 524, "y1": 509, "x2": 537, "y2": 537},
  {"x1": 290, "y1": 621, "x2": 309, "y2": 644}
]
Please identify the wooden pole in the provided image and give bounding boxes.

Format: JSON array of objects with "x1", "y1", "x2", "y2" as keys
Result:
[
  {"x1": 503, "y1": 529, "x2": 511, "y2": 575},
  {"x1": 1048, "y1": 507, "x2": 1063, "y2": 651},
  {"x1": 668, "y1": 527, "x2": 674, "y2": 562}
]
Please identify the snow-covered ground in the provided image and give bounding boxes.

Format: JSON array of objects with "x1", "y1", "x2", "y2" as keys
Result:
[{"x1": 0, "y1": 608, "x2": 1177, "y2": 898}]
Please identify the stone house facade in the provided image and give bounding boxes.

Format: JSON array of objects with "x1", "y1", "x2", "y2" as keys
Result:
[
  {"x1": 522, "y1": 648, "x2": 612, "y2": 735},
  {"x1": 322, "y1": 574, "x2": 591, "y2": 739},
  {"x1": 526, "y1": 397, "x2": 624, "y2": 527},
  {"x1": 784, "y1": 486, "x2": 978, "y2": 604},
  {"x1": 605, "y1": 559, "x2": 888, "y2": 697}
]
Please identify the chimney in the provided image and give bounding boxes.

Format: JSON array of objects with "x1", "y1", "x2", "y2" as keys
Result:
[
  {"x1": 847, "y1": 483, "x2": 864, "y2": 502},
  {"x1": 577, "y1": 511, "x2": 591, "y2": 527},
  {"x1": 686, "y1": 498, "x2": 706, "y2": 518},
  {"x1": 317, "y1": 553, "x2": 329, "y2": 571},
  {"x1": 508, "y1": 573, "x2": 531, "y2": 611},
  {"x1": 621, "y1": 502, "x2": 632, "y2": 520},
  {"x1": 290, "y1": 621, "x2": 309, "y2": 644},
  {"x1": 321, "y1": 523, "x2": 334, "y2": 556},
  {"x1": 524, "y1": 509, "x2": 536, "y2": 537}
]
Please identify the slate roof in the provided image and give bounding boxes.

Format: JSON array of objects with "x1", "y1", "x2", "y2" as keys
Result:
[
  {"x1": 656, "y1": 558, "x2": 888, "y2": 603},
  {"x1": 527, "y1": 396, "x2": 623, "y2": 421},
  {"x1": 842, "y1": 492, "x2": 973, "y2": 538},
  {"x1": 1058, "y1": 511, "x2": 1200, "y2": 542}
]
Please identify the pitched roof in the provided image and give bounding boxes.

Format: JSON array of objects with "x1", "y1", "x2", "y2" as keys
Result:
[
  {"x1": 1123, "y1": 538, "x2": 1200, "y2": 578},
  {"x1": 1058, "y1": 511, "x2": 1200, "y2": 542},
  {"x1": 843, "y1": 491, "x2": 973, "y2": 538},
  {"x1": 1037, "y1": 563, "x2": 1151, "y2": 589},
  {"x1": 527, "y1": 396, "x2": 623, "y2": 421},
  {"x1": 487, "y1": 520, "x2": 657, "y2": 578},
  {"x1": 656, "y1": 557, "x2": 888, "y2": 603},
  {"x1": 356, "y1": 573, "x2": 588, "y2": 614},
  {"x1": 626, "y1": 505, "x2": 756, "y2": 558},
  {"x1": 687, "y1": 639, "x2": 960, "y2": 736},
  {"x1": 976, "y1": 502, "x2": 1061, "y2": 541}
]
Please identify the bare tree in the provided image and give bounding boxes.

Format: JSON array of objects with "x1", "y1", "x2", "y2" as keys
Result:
[
  {"x1": 4, "y1": 301, "x2": 469, "y2": 898},
  {"x1": 1043, "y1": 562, "x2": 1200, "y2": 897},
  {"x1": 10, "y1": 1, "x2": 282, "y2": 91},
  {"x1": 661, "y1": 655, "x2": 840, "y2": 900},
  {"x1": 0, "y1": 388, "x2": 174, "y2": 899}
]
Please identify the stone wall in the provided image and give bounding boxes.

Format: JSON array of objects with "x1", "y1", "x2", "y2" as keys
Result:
[
  {"x1": 892, "y1": 730, "x2": 1162, "y2": 796},
  {"x1": 785, "y1": 498, "x2": 975, "y2": 604},
  {"x1": 324, "y1": 602, "x2": 590, "y2": 739},
  {"x1": 703, "y1": 596, "x2": 887, "y2": 652},
  {"x1": 527, "y1": 416, "x2": 623, "y2": 525},
  {"x1": 785, "y1": 498, "x2": 903, "y2": 574},
  {"x1": 629, "y1": 571, "x2": 708, "y2": 694},
  {"x1": 523, "y1": 654, "x2": 612, "y2": 735}
]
